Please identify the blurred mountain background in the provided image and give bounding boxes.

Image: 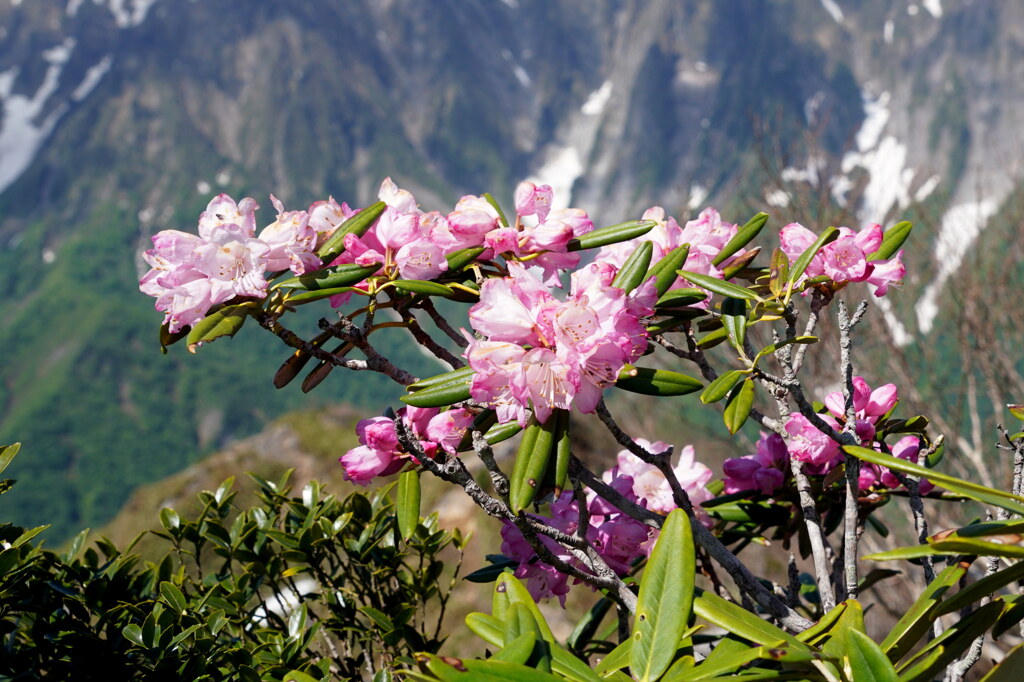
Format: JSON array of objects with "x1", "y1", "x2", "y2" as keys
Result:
[{"x1": 2, "y1": 0, "x2": 1023, "y2": 541}]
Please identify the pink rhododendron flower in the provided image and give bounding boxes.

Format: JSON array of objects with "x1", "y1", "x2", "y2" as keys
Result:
[
  {"x1": 779, "y1": 222, "x2": 904, "y2": 297},
  {"x1": 338, "y1": 406, "x2": 457, "y2": 485},
  {"x1": 610, "y1": 440, "x2": 714, "y2": 523},
  {"x1": 785, "y1": 413, "x2": 842, "y2": 470},
  {"x1": 723, "y1": 432, "x2": 790, "y2": 495}
]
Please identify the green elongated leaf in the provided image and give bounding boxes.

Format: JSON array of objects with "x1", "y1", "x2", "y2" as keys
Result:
[
  {"x1": 896, "y1": 601, "x2": 1002, "y2": 681},
  {"x1": 509, "y1": 417, "x2": 556, "y2": 512},
  {"x1": 646, "y1": 314, "x2": 702, "y2": 336},
  {"x1": 465, "y1": 612, "x2": 602, "y2": 682},
  {"x1": 612, "y1": 240, "x2": 654, "y2": 293},
  {"x1": 930, "y1": 538, "x2": 1024, "y2": 558},
  {"x1": 457, "y1": 409, "x2": 498, "y2": 451},
  {"x1": 723, "y1": 378, "x2": 755, "y2": 434},
  {"x1": 616, "y1": 366, "x2": 703, "y2": 397},
  {"x1": 186, "y1": 302, "x2": 255, "y2": 352},
  {"x1": 494, "y1": 632, "x2": 540, "y2": 665},
  {"x1": 284, "y1": 286, "x2": 360, "y2": 305},
  {"x1": 788, "y1": 226, "x2": 839, "y2": 287},
  {"x1": 655, "y1": 287, "x2": 707, "y2": 308},
  {"x1": 879, "y1": 561, "x2": 968, "y2": 660},
  {"x1": 288, "y1": 602, "x2": 308, "y2": 639},
  {"x1": 408, "y1": 366, "x2": 476, "y2": 390},
  {"x1": 316, "y1": 200, "x2": 387, "y2": 262},
  {"x1": 631, "y1": 509, "x2": 695, "y2": 682},
  {"x1": 863, "y1": 544, "x2": 947, "y2": 561},
  {"x1": 980, "y1": 641, "x2": 1024, "y2": 681},
  {"x1": 483, "y1": 193, "x2": 510, "y2": 226},
  {"x1": 701, "y1": 370, "x2": 746, "y2": 404},
  {"x1": 159, "y1": 322, "x2": 188, "y2": 353},
  {"x1": 844, "y1": 629, "x2": 898, "y2": 682},
  {"x1": 754, "y1": 335, "x2": 819, "y2": 359},
  {"x1": 720, "y1": 247, "x2": 761, "y2": 280},
  {"x1": 393, "y1": 279, "x2": 455, "y2": 297},
  {"x1": 797, "y1": 602, "x2": 850, "y2": 645},
  {"x1": 360, "y1": 605, "x2": 395, "y2": 632},
  {"x1": 551, "y1": 410, "x2": 571, "y2": 496},
  {"x1": 495, "y1": 574, "x2": 555, "y2": 643},
  {"x1": 696, "y1": 326, "x2": 729, "y2": 350},
  {"x1": 504, "y1": 603, "x2": 551, "y2": 672},
  {"x1": 595, "y1": 639, "x2": 632, "y2": 676},
  {"x1": 686, "y1": 645, "x2": 823, "y2": 681},
  {"x1": 397, "y1": 469, "x2": 421, "y2": 541},
  {"x1": 123, "y1": 624, "x2": 146, "y2": 647},
  {"x1": 935, "y1": 559, "x2": 1024, "y2": 617},
  {"x1": 274, "y1": 330, "x2": 332, "y2": 388},
  {"x1": 159, "y1": 581, "x2": 187, "y2": 614},
  {"x1": 693, "y1": 588, "x2": 808, "y2": 649},
  {"x1": 485, "y1": 420, "x2": 524, "y2": 446},
  {"x1": 275, "y1": 262, "x2": 382, "y2": 291},
  {"x1": 713, "y1": 212, "x2": 769, "y2": 266},
  {"x1": 401, "y1": 376, "x2": 472, "y2": 408},
  {"x1": 680, "y1": 270, "x2": 760, "y2": 301},
  {"x1": 843, "y1": 445, "x2": 1024, "y2": 516},
  {"x1": 768, "y1": 248, "x2": 790, "y2": 298},
  {"x1": 951, "y1": 519, "x2": 1024, "y2": 538},
  {"x1": 0, "y1": 443, "x2": 19, "y2": 475},
  {"x1": 463, "y1": 556, "x2": 518, "y2": 583},
  {"x1": 447, "y1": 246, "x2": 488, "y2": 270},
  {"x1": 867, "y1": 221, "x2": 912, "y2": 261},
  {"x1": 283, "y1": 672, "x2": 321, "y2": 682},
  {"x1": 721, "y1": 297, "x2": 747, "y2": 353},
  {"x1": 646, "y1": 244, "x2": 691, "y2": 296},
  {"x1": 449, "y1": 658, "x2": 564, "y2": 682},
  {"x1": 567, "y1": 220, "x2": 656, "y2": 252}
]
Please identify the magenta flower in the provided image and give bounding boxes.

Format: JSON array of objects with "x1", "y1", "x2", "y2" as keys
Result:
[
  {"x1": 784, "y1": 413, "x2": 842, "y2": 470},
  {"x1": 723, "y1": 432, "x2": 790, "y2": 495}
]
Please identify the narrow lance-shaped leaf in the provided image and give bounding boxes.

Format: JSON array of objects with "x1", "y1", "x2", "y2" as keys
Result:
[
  {"x1": 843, "y1": 445, "x2": 1024, "y2": 516},
  {"x1": 0, "y1": 443, "x2": 19, "y2": 476},
  {"x1": 655, "y1": 287, "x2": 706, "y2": 308},
  {"x1": 723, "y1": 378, "x2": 755, "y2": 435},
  {"x1": 316, "y1": 200, "x2": 386, "y2": 262},
  {"x1": 692, "y1": 588, "x2": 808, "y2": 649},
  {"x1": 551, "y1": 410, "x2": 571, "y2": 496},
  {"x1": 631, "y1": 509, "x2": 695, "y2": 682},
  {"x1": 866, "y1": 221, "x2": 912, "y2": 262},
  {"x1": 788, "y1": 226, "x2": 839, "y2": 288},
  {"x1": 402, "y1": 373, "x2": 473, "y2": 408},
  {"x1": 275, "y1": 262, "x2": 382, "y2": 291},
  {"x1": 646, "y1": 244, "x2": 691, "y2": 296},
  {"x1": 701, "y1": 370, "x2": 745, "y2": 405},
  {"x1": 509, "y1": 417, "x2": 556, "y2": 512},
  {"x1": 447, "y1": 246, "x2": 488, "y2": 271},
  {"x1": 877, "y1": 561, "x2": 968, "y2": 660},
  {"x1": 611, "y1": 240, "x2": 654, "y2": 293},
  {"x1": 712, "y1": 211, "x2": 768, "y2": 266},
  {"x1": 679, "y1": 270, "x2": 760, "y2": 301},
  {"x1": 187, "y1": 302, "x2": 256, "y2": 353},
  {"x1": 393, "y1": 279, "x2": 455, "y2": 297},
  {"x1": 721, "y1": 297, "x2": 747, "y2": 354},
  {"x1": 616, "y1": 365, "x2": 703, "y2": 397},
  {"x1": 566, "y1": 220, "x2": 656, "y2": 252},
  {"x1": 494, "y1": 574, "x2": 556, "y2": 643},
  {"x1": 768, "y1": 247, "x2": 790, "y2": 299},
  {"x1": 397, "y1": 469, "x2": 421, "y2": 541}
]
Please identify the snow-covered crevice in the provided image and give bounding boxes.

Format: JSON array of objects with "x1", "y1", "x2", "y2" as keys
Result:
[
  {"x1": 68, "y1": 0, "x2": 159, "y2": 28},
  {"x1": 71, "y1": 55, "x2": 113, "y2": 101},
  {"x1": 915, "y1": 198, "x2": 999, "y2": 334},
  {"x1": 821, "y1": 0, "x2": 844, "y2": 24}
]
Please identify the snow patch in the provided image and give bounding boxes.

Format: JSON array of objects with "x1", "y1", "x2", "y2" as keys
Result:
[
  {"x1": 72, "y1": 56, "x2": 113, "y2": 101},
  {"x1": 528, "y1": 146, "x2": 583, "y2": 210},
  {"x1": 581, "y1": 81, "x2": 613, "y2": 116},
  {"x1": 42, "y1": 248, "x2": 56, "y2": 264},
  {"x1": 0, "y1": 58, "x2": 70, "y2": 196},
  {"x1": 196, "y1": 180, "x2": 211, "y2": 194},
  {"x1": 512, "y1": 65, "x2": 531, "y2": 88},
  {"x1": 44, "y1": 39, "x2": 77, "y2": 65},
  {"x1": 821, "y1": 0, "x2": 843, "y2": 23},
  {"x1": 499, "y1": 0, "x2": 519, "y2": 7},
  {"x1": 70, "y1": 0, "x2": 158, "y2": 27},
  {"x1": 907, "y1": 5, "x2": 919, "y2": 17},
  {"x1": 884, "y1": 20, "x2": 894, "y2": 44},
  {"x1": 916, "y1": 199, "x2": 999, "y2": 334},
  {"x1": 766, "y1": 189, "x2": 790, "y2": 207},
  {"x1": 914, "y1": 175, "x2": 940, "y2": 203},
  {"x1": 872, "y1": 296, "x2": 913, "y2": 346},
  {"x1": 781, "y1": 156, "x2": 826, "y2": 186},
  {"x1": 922, "y1": 0, "x2": 942, "y2": 18},
  {"x1": 855, "y1": 91, "x2": 890, "y2": 151},
  {"x1": 216, "y1": 171, "x2": 231, "y2": 186},
  {"x1": 687, "y1": 184, "x2": 708, "y2": 211}
]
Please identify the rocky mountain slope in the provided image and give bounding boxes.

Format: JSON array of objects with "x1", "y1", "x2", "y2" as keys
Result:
[{"x1": 1, "y1": 0, "x2": 1022, "y2": 539}]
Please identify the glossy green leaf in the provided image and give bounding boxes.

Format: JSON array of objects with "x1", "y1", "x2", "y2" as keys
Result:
[
  {"x1": 273, "y1": 330, "x2": 332, "y2": 388},
  {"x1": 686, "y1": 645, "x2": 822, "y2": 680},
  {"x1": 957, "y1": 519, "x2": 1024, "y2": 538},
  {"x1": 693, "y1": 588, "x2": 808, "y2": 649},
  {"x1": 465, "y1": 612, "x2": 602, "y2": 682},
  {"x1": 929, "y1": 537, "x2": 1024, "y2": 559},
  {"x1": 646, "y1": 244, "x2": 691, "y2": 296},
  {"x1": 316, "y1": 200, "x2": 386, "y2": 262},
  {"x1": 408, "y1": 366, "x2": 475, "y2": 390},
  {"x1": 844, "y1": 629, "x2": 897, "y2": 682},
  {"x1": 283, "y1": 286, "x2": 360, "y2": 305},
  {"x1": 401, "y1": 375, "x2": 472, "y2": 408},
  {"x1": 159, "y1": 322, "x2": 188, "y2": 353},
  {"x1": 896, "y1": 601, "x2": 1002, "y2": 681},
  {"x1": 504, "y1": 603, "x2": 551, "y2": 672},
  {"x1": 713, "y1": 212, "x2": 768, "y2": 266},
  {"x1": 720, "y1": 247, "x2": 761, "y2": 280},
  {"x1": 768, "y1": 248, "x2": 790, "y2": 299},
  {"x1": 283, "y1": 672, "x2": 321, "y2": 682},
  {"x1": 796, "y1": 601, "x2": 849, "y2": 645},
  {"x1": 723, "y1": 378, "x2": 755, "y2": 435},
  {"x1": 447, "y1": 246, "x2": 488, "y2": 270},
  {"x1": 980, "y1": 641, "x2": 1024, "y2": 681},
  {"x1": 567, "y1": 220, "x2": 656, "y2": 252},
  {"x1": 397, "y1": 469, "x2": 421, "y2": 541},
  {"x1": 863, "y1": 544, "x2": 947, "y2": 561},
  {"x1": 843, "y1": 445, "x2": 1024, "y2": 516},
  {"x1": 159, "y1": 581, "x2": 187, "y2": 614},
  {"x1": 275, "y1": 262, "x2": 382, "y2": 291},
  {"x1": 631, "y1": 509, "x2": 695, "y2": 682},
  {"x1": 494, "y1": 632, "x2": 541, "y2": 665},
  {"x1": 122, "y1": 624, "x2": 146, "y2": 647},
  {"x1": 679, "y1": 270, "x2": 760, "y2": 301},
  {"x1": 616, "y1": 365, "x2": 703, "y2": 397},
  {"x1": 595, "y1": 639, "x2": 632, "y2": 676},
  {"x1": 655, "y1": 287, "x2": 707, "y2": 308},
  {"x1": 393, "y1": 279, "x2": 455, "y2": 297},
  {"x1": 495, "y1": 574, "x2": 555, "y2": 643},
  {"x1": 484, "y1": 420, "x2": 524, "y2": 446},
  {"x1": 551, "y1": 410, "x2": 571, "y2": 496},
  {"x1": 612, "y1": 240, "x2": 654, "y2": 293},
  {"x1": 509, "y1": 416, "x2": 555, "y2": 512},
  {"x1": 0, "y1": 443, "x2": 19, "y2": 475},
  {"x1": 483, "y1": 193, "x2": 510, "y2": 226},
  {"x1": 186, "y1": 302, "x2": 255, "y2": 352},
  {"x1": 879, "y1": 561, "x2": 968, "y2": 660},
  {"x1": 701, "y1": 370, "x2": 746, "y2": 405},
  {"x1": 935, "y1": 560, "x2": 1024, "y2": 617},
  {"x1": 721, "y1": 297, "x2": 747, "y2": 353},
  {"x1": 867, "y1": 221, "x2": 911, "y2": 262},
  {"x1": 788, "y1": 226, "x2": 838, "y2": 287}
]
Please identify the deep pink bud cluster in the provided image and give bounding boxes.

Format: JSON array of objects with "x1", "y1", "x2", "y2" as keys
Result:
[
  {"x1": 140, "y1": 194, "x2": 344, "y2": 332},
  {"x1": 723, "y1": 432, "x2": 790, "y2": 495},
  {"x1": 465, "y1": 261, "x2": 654, "y2": 425},
  {"x1": 779, "y1": 223, "x2": 905, "y2": 296},
  {"x1": 339, "y1": 406, "x2": 473, "y2": 485},
  {"x1": 500, "y1": 438, "x2": 714, "y2": 605}
]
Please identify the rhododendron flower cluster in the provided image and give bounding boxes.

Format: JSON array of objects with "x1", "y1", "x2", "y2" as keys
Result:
[
  {"x1": 465, "y1": 260, "x2": 654, "y2": 425},
  {"x1": 340, "y1": 406, "x2": 473, "y2": 485},
  {"x1": 140, "y1": 194, "x2": 333, "y2": 332},
  {"x1": 779, "y1": 222, "x2": 905, "y2": 296},
  {"x1": 501, "y1": 439, "x2": 714, "y2": 605},
  {"x1": 723, "y1": 432, "x2": 790, "y2": 495}
]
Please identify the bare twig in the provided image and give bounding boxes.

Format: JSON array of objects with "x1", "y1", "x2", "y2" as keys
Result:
[
  {"x1": 319, "y1": 316, "x2": 418, "y2": 385},
  {"x1": 838, "y1": 300, "x2": 868, "y2": 600}
]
